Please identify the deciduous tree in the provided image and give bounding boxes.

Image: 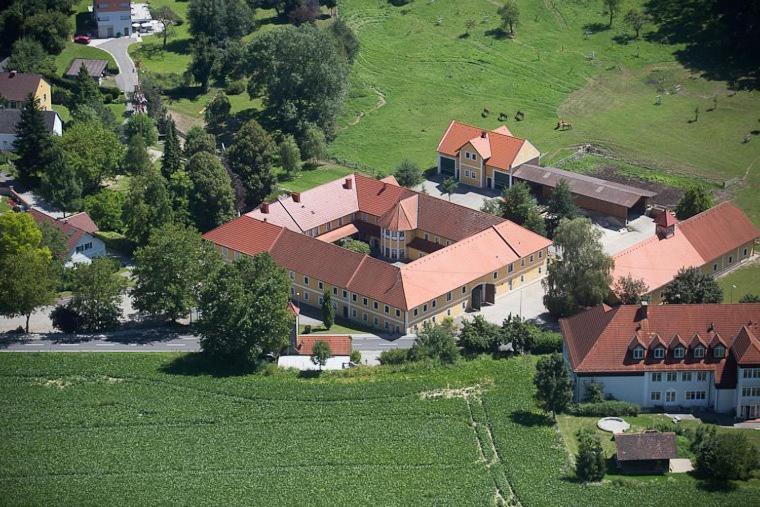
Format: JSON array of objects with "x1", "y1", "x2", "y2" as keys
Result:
[
  {"x1": 298, "y1": 123, "x2": 327, "y2": 163},
  {"x1": 662, "y1": 267, "x2": 723, "y2": 304},
  {"x1": 547, "y1": 179, "x2": 579, "y2": 226},
  {"x1": 603, "y1": 0, "x2": 621, "y2": 27},
  {"x1": 533, "y1": 353, "x2": 572, "y2": 420},
  {"x1": 695, "y1": 430, "x2": 759, "y2": 481},
  {"x1": 441, "y1": 177, "x2": 458, "y2": 201},
  {"x1": 624, "y1": 9, "x2": 648, "y2": 38},
  {"x1": 7, "y1": 38, "x2": 55, "y2": 75},
  {"x1": 204, "y1": 92, "x2": 231, "y2": 134},
  {"x1": 498, "y1": 1, "x2": 520, "y2": 34},
  {"x1": 188, "y1": 0, "x2": 253, "y2": 43},
  {"x1": 124, "y1": 114, "x2": 159, "y2": 147},
  {"x1": 500, "y1": 182, "x2": 546, "y2": 236},
  {"x1": 543, "y1": 218, "x2": 613, "y2": 317},
  {"x1": 84, "y1": 189, "x2": 125, "y2": 232},
  {"x1": 394, "y1": 159, "x2": 423, "y2": 187},
  {"x1": 278, "y1": 134, "x2": 301, "y2": 176},
  {"x1": 132, "y1": 223, "x2": 222, "y2": 321},
  {"x1": 575, "y1": 429, "x2": 606, "y2": 482},
  {"x1": 244, "y1": 25, "x2": 349, "y2": 136},
  {"x1": 328, "y1": 18, "x2": 359, "y2": 63},
  {"x1": 613, "y1": 274, "x2": 649, "y2": 305},
  {"x1": 0, "y1": 246, "x2": 57, "y2": 334},
  {"x1": 184, "y1": 126, "x2": 217, "y2": 158},
  {"x1": 198, "y1": 254, "x2": 293, "y2": 363},
  {"x1": 123, "y1": 167, "x2": 173, "y2": 244},
  {"x1": 458, "y1": 315, "x2": 500, "y2": 355},
  {"x1": 122, "y1": 134, "x2": 153, "y2": 176},
  {"x1": 56, "y1": 120, "x2": 123, "y2": 193},
  {"x1": 408, "y1": 320, "x2": 460, "y2": 363},
  {"x1": 311, "y1": 340, "x2": 331, "y2": 370},
  {"x1": 150, "y1": 5, "x2": 180, "y2": 49},
  {"x1": 69, "y1": 258, "x2": 127, "y2": 332}
]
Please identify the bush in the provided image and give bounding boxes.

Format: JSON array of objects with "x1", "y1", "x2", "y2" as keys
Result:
[
  {"x1": 575, "y1": 428, "x2": 606, "y2": 482},
  {"x1": 350, "y1": 349, "x2": 362, "y2": 364},
  {"x1": 531, "y1": 330, "x2": 563, "y2": 353},
  {"x1": 225, "y1": 79, "x2": 246, "y2": 95},
  {"x1": 50, "y1": 304, "x2": 83, "y2": 334},
  {"x1": 100, "y1": 86, "x2": 122, "y2": 104},
  {"x1": 408, "y1": 321, "x2": 459, "y2": 364},
  {"x1": 378, "y1": 348, "x2": 409, "y2": 365},
  {"x1": 584, "y1": 382, "x2": 605, "y2": 403},
  {"x1": 52, "y1": 86, "x2": 72, "y2": 106},
  {"x1": 567, "y1": 401, "x2": 640, "y2": 417},
  {"x1": 695, "y1": 430, "x2": 759, "y2": 481}
]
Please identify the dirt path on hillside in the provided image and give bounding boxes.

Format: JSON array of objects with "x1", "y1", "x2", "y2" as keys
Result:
[{"x1": 347, "y1": 86, "x2": 386, "y2": 127}]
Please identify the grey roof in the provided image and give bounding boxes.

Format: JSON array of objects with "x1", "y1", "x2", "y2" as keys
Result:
[
  {"x1": 65, "y1": 59, "x2": 108, "y2": 78},
  {"x1": 0, "y1": 109, "x2": 60, "y2": 135},
  {"x1": 512, "y1": 164, "x2": 657, "y2": 208}
]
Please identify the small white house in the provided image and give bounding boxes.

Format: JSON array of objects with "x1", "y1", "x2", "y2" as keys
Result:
[
  {"x1": 0, "y1": 110, "x2": 62, "y2": 152},
  {"x1": 93, "y1": 0, "x2": 132, "y2": 38},
  {"x1": 29, "y1": 209, "x2": 106, "y2": 265}
]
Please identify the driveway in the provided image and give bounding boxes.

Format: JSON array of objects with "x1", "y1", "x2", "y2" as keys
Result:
[
  {"x1": 596, "y1": 214, "x2": 655, "y2": 256},
  {"x1": 472, "y1": 277, "x2": 553, "y2": 327},
  {"x1": 414, "y1": 176, "x2": 498, "y2": 211},
  {"x1": 91, "y1": 36, "x2": 140, "y2": 94}
]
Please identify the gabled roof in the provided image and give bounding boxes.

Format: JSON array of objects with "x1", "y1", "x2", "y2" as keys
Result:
[
  {"x1": 677, "y1": 201, "x2": 760, "y2": 262},
  {"x1": 0, "y1": 72, "x2": 43, "y2": 103},
  {"x1": 655, "y1": 210, "x2": 677, "y2": 228},
  {"x1": 436, "y1": 120, "x2": 530, "y2": 170},
  {"x1": 615, "y1": 433, "x2": 677, "y2": 462},
  {"x1": 296, "y1": 335, "x2": 352, "y2": 356},
  {"x1": 0, "y1": 109, "x2": 59, "y2": 135},
  {"x1": 28, "y1": 209, "x2": 98, "y2": 254},
  {"x1": 65, "y1": 59, "x2": 108, "y2": 78},
  {"x1": 611, "y1": 201, "x2": 758, "y2": 294},
  {"x1": 732, "y1": 326, "x2": 760, "y2": 364},
  {"x1": 561, "y1": 304, "x2": 760, "y2": 387},
  {"x1": 668, "y1": 333, "x2": 687, "y2": 349}
]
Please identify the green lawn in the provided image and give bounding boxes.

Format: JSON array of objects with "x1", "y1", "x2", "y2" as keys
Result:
[
  {"x1": 2, "y1": 353, "x2": 758, "y2": 505},
  {"x1": 52, "y1": 103, "x2": 127, "y2": 124},
  {"x1": 128, "y1": 0, "x2": 192, "y2": 75},
  {"x1": 329, "y1": 0, "x2": 760, "y2": 224},
  {"x1": 54, "y1": 42, "x2": 118, "y2": 77},
  {"x1": 275, "y1": 164, "x2": 356, "y2": 194},
  {"x1": 0, "y1": 196, "x2": 10, "y2": 214},
  {"x1": 718, "y1": 261, "x2": 760, "y2": 302}
]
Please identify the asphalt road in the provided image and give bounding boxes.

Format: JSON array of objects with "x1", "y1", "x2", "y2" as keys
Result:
[
  {"x1": 92, "y1": 37, "x2": 139, "y2": 94},
  {"x1": 0, "y1": 333, "x2": 415, "y2": 353}
]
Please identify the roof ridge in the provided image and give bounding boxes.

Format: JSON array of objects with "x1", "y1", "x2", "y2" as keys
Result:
[
  {"x1": 345, "y1": 255, "x2": 368, "y2": 289},
  {"x1": 491, "y1": 224, "x2": 520, "y2": 258},
  {"x1": 275, "y1": 199, "x2": 304, "y2": 233},
  {"x1": 574, "y1": 306, "x2": 620, "y2": 371},
  {"x1": 679, "y1": 200, "x2": 732, "y2": 225},
  {"x1": 450, "y1": 119, "x2": 527, "y2": 142}
]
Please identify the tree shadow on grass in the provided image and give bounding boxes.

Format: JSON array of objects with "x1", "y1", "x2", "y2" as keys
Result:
[
  {"x1": 694, "y1": 476, "x2": 738, "y2": 493},
  {"x1": 485, "y1": 28, "x2": 509, "y2": 40},
  {"x1": 160, "y1": 352, "x2": 258, "y2": 378},
  {"x1": 612, "y1": 33, "x2": 636, "y2": 45},
  {"x1": 165, "y1": 85, "x2": 206, "y2": 102},
  {"x1": 583, "y1": 22, "x2": 610, "y2": 34},
  {"x1": 297, "y1": 369, "x2": 323, "y2": 379},
  {"x1": 509, "y1": 410, "x2": 553, "y2": 427}
]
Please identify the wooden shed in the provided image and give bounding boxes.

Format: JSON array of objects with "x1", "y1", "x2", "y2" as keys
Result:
[{"x1": 615, "y1": 432, "x2": 677, "y2": 474}]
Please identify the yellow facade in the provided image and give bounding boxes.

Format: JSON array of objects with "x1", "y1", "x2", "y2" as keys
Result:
[
  {"x1": 458, "y1": 142, "x2": 482, "y2": 187},
  {"x1": 35, "y1": 79, "x2": 52, "y2": 111}
]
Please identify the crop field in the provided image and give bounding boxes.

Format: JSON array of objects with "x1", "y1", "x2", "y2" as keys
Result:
[{"x1": 1, "y1": 353, "x2": 758, "y2": 506}]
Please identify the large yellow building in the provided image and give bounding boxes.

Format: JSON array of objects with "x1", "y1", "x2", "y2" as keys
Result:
[{"x1": 204, "y1": 173, "x2": 552, "y2": 334}]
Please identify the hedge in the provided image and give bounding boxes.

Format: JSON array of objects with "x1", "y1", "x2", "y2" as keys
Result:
[{"x1": 566, "y1": 400, "x2": 640, "y2": 417}]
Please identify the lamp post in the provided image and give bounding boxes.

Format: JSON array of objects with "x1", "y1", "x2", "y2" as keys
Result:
[{"x1": 731, "y1": 284, "x2": 736, "y2": 304}]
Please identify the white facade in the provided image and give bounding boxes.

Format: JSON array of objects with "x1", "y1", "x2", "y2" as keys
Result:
[
  {"x1": 277, "y1": 355, "x2": 352, "y2": 371},
  {"x1": 65, "y1": 233, "x2": 106, "y2": 267},
  {"x1": 737, "y1": 366, "x2": 760, "y2": 419},
  {"x1": 0, "y1": 113, "x2": 62, "y2": 152},
  {"x1": 95, "y1": 4, "x2": 132, "y2": 38}
]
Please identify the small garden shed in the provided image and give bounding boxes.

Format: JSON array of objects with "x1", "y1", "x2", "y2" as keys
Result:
[{"x1": 615, "y1": 432, "x2": 677, "y2": 474}]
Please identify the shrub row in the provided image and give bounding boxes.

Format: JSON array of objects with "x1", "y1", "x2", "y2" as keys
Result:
[{"x1": 566, "y1": 400, "x2": 640, "y2": 417}]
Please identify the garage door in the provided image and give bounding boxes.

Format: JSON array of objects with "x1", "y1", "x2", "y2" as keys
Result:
[
  {"x1": 440, "y1": 157, "x2": 455, "y2": 176},
  {"x1": 494, "y1": 171, "x2": 509, "y2": 190}
]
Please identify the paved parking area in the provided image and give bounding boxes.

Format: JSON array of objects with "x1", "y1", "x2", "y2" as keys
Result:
[
  {"x1": 464, "y1": 278, "x2": 553, "y2": 327},
  {"x1": 595, "y1": 214, "x2": 655, "y2": 256},
  {"x1": 414, "y1": 177, "x2": 498, "y2": 211}
]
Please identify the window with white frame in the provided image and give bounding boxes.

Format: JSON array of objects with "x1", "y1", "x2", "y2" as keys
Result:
[
  {"x1": 685, "y1": 391, "x2": 706, "y2": 401},
  {"x1": 633, "y1": 347, "x2": 645, "y2": 360},
  {"x1": 696, "y1": 371, "x2": 707, "y2": 381},
  {"x1": 743, "y1": 368, "x2": 760, "y2": 379},
  {"x1": 653, "y1": 347, "x2": 665, "y2": 359},
  {"x1": 693, "y1": 346, "x2": 705, "y2": 358},
  {"x1": 651, "y1": 372, "x2": 662, "y2": 382},
  {"x1": 650, "y1": 391, "x2": 661, "y2": 401},
  {"x1": 682, "y1": 372, "x2": 692, "y2": 382},
  {"x1": 713, "y1": 345, "x2": 725, "y2": 359},
  {"x1": 674, "y1": 346, "x2": 685, "y2": 359},
  {"x1": 666, "y1": 372, "x2": 677, "y2": 382},
  {"x1": 665, "y1": 391, "x2": 676, "y2": 403},
  {"x1": 742, "y1": 387, "x2": 760, "y2": 397}
]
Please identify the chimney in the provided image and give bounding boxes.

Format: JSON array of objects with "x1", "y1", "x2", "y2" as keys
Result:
[
  {"x1": 637, "y1": 300, "x2": 648, "y2": 321},
  {"x1": 260, "y1": 202, "x2": 269, "y2": 214},
  {"x1": 344, "y1": 177, "x2": 353, "y2": 189},
  {"x1": 480, "y1": 130, "x2": 487, "y2": 138},
  {"x1": 291, "y1": 192, "x2": 301, "y2": 203}
]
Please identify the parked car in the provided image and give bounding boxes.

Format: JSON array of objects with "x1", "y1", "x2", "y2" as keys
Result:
[{"x1": 74, "y1": 35, "x2": 91, "y2": 44}]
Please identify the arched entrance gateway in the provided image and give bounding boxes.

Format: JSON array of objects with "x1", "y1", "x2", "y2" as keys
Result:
[{"x1": 471, "y1": 283, "x2": 496, "y2": 310}]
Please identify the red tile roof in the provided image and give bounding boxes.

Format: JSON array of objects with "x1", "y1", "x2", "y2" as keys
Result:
[
  {"x1": 611, "y1": 202, "x2": 759, "y2": 293},
  {"x1": 561, "y1": 304, "x2": 760, "y2": 388},
  {"x1": 677, "y1": 201, "x2": 759, "y2": 262},
  {"x1": 28, "y1": 209, "x2": 97, "y2": 254},
  {"x1": 378, "y1": 195, "x2": 418, "y2": 231},
  {"x1": 655, "y1": 210, "x2": 678, "y2": 228},
  {"x1": 296, "y1": 335, "x2": 352, "y2": 356},
  {"x1": 354, "y1": 173, "x2": 413, "y2": 216},
  {"x1": 436, "y1": 120, "x2": 527, "y2": 170},
  {"x1": 202, "y1": 216, "x2": 284, "y2": 256}
]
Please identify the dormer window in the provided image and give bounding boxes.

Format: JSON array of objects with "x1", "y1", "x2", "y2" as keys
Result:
[
  {"x1": 633, "y1": 346, "x2": 644, "y2": 360},
  {"x1": 674, "y1": 346, "x2": 685, "y2": 359},
  {"x1": 653, "y1": 347, "x2": 665, "y2": 359},
  {"x1": 713, "y1": 345, "x2": 725, "y2": 359},
  {"x1": 693, "y1": 346, "x2": 705, "y2": 358}
]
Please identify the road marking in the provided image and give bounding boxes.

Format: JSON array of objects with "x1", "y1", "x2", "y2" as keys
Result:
[
  {"x1": 96, "y1": 343, "x2": 115, "y2": 347},
  {"x1": 169, "y1": 343, "x2": 186, "y2": 347},
  {"x1": 59, "y1": 343, "x2": 78, "y2": 346},
  {"x1": 180, "y1": 337, "x2": 196, "y2": 341},
  {"x1": 26, "y1": 343, "x2": 44, "y2": 347}
]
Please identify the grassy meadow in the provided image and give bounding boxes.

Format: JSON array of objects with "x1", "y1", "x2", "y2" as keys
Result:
[
  {"x1": 1, "y1": 353, "x2": 758, "y2": 506},
  {"x1": 718, "y1": 261, "x2": 760, "y2": 303}
]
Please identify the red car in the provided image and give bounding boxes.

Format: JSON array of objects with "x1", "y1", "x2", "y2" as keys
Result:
[{"x1": 74, "y1": 35, "x2": 91, "y2": 44}]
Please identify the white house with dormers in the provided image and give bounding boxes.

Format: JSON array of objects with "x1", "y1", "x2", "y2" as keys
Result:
[
  {"x1": 561, "y1": 303, "x2": 760, "y2": 420},
  {"x1": 29, "y1": 209, "x2": 106, "y2": 266}
]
